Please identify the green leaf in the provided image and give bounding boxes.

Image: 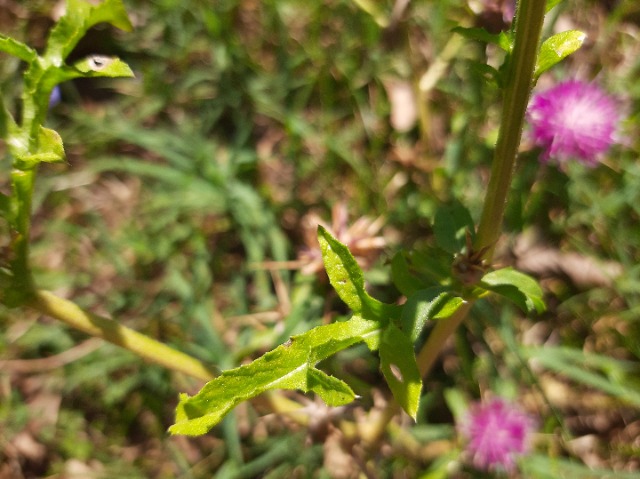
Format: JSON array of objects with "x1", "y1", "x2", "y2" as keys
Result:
[
  {"x1": 391, "y1": 247, "x2": 453, "y2": 295},
  {"x1": 379, "y1": 324, "x2": 422, "y2": 419},
  {"x1": 535, "y1": 30, "x2": 586, "y2": 78},
  {"x1": 452, "y1": 26, "x2": 512, "y2": 52},
  {"x1": 546, "y1": 0, "x2": 564, "y2": 12},
  {"x1": 169, "y1": 315, "x2": 382, "y2": 436},
  {"x1": 0, "y1": 34, "x2": 37, "y2": 62},
  {"x1": 318, "y1": 225, "x2": 367, "y2": 313},
  {"x1": 480, "y1": 267, "x2": 545, "y2": 314},
  {"x1": 45, "y1": 0, "x2": 133, "y2": 65},
  {"x1": 16, "y1": 127, "x2": 65, "y2": 168},
  {"x1": 67, "y1": 55, "x2": 134, "y2": 78},
  {"x1": 318, "y1": 225, "x2": 394, "y2": 321},
  {"x1": 433, "y1": 202, "x2": 475, "y2": 255},
  {"x1": 400, "y1": 288, "x2": 466, "y2": 342}
]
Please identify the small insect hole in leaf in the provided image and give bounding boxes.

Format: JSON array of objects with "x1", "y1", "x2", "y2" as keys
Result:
[
  {"x1": 88, "y1": 55, "x2": 112, "y2": 71},
  {"x1": 389, "y1": 363, "x2": 404, "y2": 382}
]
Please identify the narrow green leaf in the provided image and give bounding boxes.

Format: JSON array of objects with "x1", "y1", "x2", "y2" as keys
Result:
[
  {"x1": 379, "y1": 324, "x2": 422, "y2": 419},
  {"x1": 45, "y1": 0, "x2": 133, "y2": 65},
  {"x1": 452, "y1": 26, "x2": 512, "y2": 52},
  {"x1": 480, "y1": 267, "x2": 545, "y2": 314},
  {"x1": 317, "y1": 225, "x2": 397, "y2": 322},
  {"x1": 169, "y1": 315, "x2": 382, "y2": 436},
  {"x1": 400, "y1": 288, "x2": 466, "y2": 342},
  {"x1": 318, "y1": 225, "x2": 367, "y2": 313},
  {"x1": 0, "y1": 34, "x2": 36, "y2": 62},
  {"x1": 535, "y1": 30, "x2": 586, "y2": 78}
]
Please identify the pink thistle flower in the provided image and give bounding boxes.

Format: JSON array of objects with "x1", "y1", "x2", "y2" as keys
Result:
[
  {"x1": 458, "y1": 397, "x2": 536, "y2": 472},
  {"x1": 527, "y1": 80, "x2": 620, "y2": 167}
]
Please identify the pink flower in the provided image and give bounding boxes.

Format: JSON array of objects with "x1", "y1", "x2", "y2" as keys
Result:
[
  {"x1": 458, "y1": 397, "x2": 536, "y2": 472},
  {"x1": 527, "y1": 80, "x2": 620, "y2": 166}
]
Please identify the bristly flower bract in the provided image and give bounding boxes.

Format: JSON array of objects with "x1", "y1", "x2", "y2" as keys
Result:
[
  {"x1": 527, "y1": 80, "x2": 620, "y2": 167},
  {"x1": 458, "y1": 396, "x2": 536, "y2": 473}
]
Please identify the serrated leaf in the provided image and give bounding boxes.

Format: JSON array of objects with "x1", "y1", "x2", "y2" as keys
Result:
[
  {"x1": 400, "y1": 288, "x2": 466, "y2": 342},
  {"x1": 481, "y1": 267, "x2": 545, "y2": 314},
  {"x1": 169, "y1": 315, "x2": 382, "y2": 436},
  {"x1": 45, "y1": 0, "x2": 133, "y2": 65},
  {"x1": 452, "y1": 26, "x2": 512, "y2": 52},
  {"x1": 0, "y1": 34, "x2": 37, "y2": 62},
  {"x1": 535, "y1": 30, "x2": 586, "y2": 78},
  {"x1": 433, "y1": 202, "x2": 475, "y2": 255},
  {"x1": 379, "y1": 324, "x2": 422, "y2": 419}
]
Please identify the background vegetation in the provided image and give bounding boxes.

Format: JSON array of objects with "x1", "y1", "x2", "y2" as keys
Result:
[{"x1": 1, "y1": 0, "x2": 639, "y2": 477}]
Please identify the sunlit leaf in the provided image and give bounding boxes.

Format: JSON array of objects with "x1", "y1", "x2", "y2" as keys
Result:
[
  {"x1": 45, "y1": 0, "x2": 133, "y2": 65},
  {"x1": 68, "y1": 55, "x2": 134, "y2": 78},
  {"x1": 535, "y1": 30, "x2": 586, "y2": 78},
  {"x1": 0, "y1": 34, "x2": 36, "y2": 62},
  {"x1": 480, "y1": 267, "x2": 545, "y2": 314},
  {"x1": 318, "y1": 225, "x2": 396, "y2": 321},
  {"x1": 379, "y1": 324, "x2": 422, "y2": 419},
  {"x1": 16, "y1": 127, "x2": 65, "y2": 168},
  {"x1": 169, "y1": 315, "x2": 382, "y2": 436}
]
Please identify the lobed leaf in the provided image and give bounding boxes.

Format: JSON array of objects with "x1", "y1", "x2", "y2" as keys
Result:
[
  {"x1": 169, "y1": 315, "x2": 382, "y2": 436},
  {"x1": 379, "y1": 324, "x2": 422, "y2": 419},
  {"x1": 480, "y1": 267, "x2": 545, "y2": 314},
  {"x1": 535, "y1": 30, "x2": 586, "y2": 79}
]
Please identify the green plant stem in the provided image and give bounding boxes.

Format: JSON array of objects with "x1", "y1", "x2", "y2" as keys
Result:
[
  {"x1": 27, "y1": 290, "x2": 216, "y2": 381},
  {"x1": 416, "y1": 302, "x2": 473, "y2": 377},
  {"x1": 415, "y1": 0, "x2": 546, "y2": 378},
  {"x1": 474, "y1": 0, "x2": 546, "y2": 257}
]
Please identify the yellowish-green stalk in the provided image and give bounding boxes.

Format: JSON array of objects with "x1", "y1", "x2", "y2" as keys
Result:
[{"x1": 28, "y1": 290, "x2": 216, "y2": 382}]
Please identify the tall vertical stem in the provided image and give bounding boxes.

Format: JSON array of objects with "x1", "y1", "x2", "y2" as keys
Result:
[
  {"x1": 474, "y1": 0, "x2": 546, "y2": 257},
  {"x1": 416, "y1": 0, "x2": 547, "y2": 377}
]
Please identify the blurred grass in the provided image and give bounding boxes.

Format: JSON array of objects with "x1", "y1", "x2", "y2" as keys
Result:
[{"x1": 1, "y1": 0, "x2": 640, "y2": 477}]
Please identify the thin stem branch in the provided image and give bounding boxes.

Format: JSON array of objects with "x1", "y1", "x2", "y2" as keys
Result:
[{"x1": 28, "y1": 290, "x2": 216, "y2": 382}]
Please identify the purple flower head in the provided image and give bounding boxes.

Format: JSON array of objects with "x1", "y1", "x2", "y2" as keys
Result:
[
  {"x1": 458, "y1": 397, "x2": 536, "y2": 472},
  {"x1": 527, "y1": 80, "x2": 620, "y2": 167}
]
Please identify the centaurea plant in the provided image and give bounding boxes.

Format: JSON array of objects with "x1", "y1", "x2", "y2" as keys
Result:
[{"x1": 0, "y1": 0, "x2": 617, "y2": 473}]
